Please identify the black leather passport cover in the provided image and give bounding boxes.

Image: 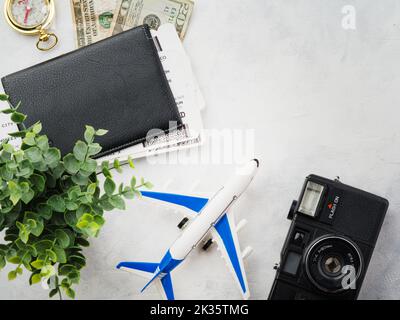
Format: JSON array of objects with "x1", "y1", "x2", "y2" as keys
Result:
[{"x1": 1, "y1": 25, "x2": 181, "y2": 158}]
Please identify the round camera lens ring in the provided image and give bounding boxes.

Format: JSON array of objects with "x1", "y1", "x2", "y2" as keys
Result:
[{"x1": 304, "y1": 235, "x2": 364, "y2": 294}]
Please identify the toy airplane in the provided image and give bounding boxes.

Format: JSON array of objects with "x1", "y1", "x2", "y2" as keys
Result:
[{"x1": 117, "y1": 159, "x2": 259, "y2": 300}]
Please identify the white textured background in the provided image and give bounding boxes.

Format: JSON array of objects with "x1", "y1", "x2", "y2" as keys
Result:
[{"x1": 1, "y1": 0, "x2": 400, "y2": 300}]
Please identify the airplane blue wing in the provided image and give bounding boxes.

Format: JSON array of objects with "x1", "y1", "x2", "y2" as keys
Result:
[
  {"x1": 117, "y1": 261, "x2": 159, "y2": 279},
  {"x1": 117, "y1": 261, "x2": 159, "y2": 273},
  {"x1": 160, "y1": 273, "x2": 175, "y2": 300},
  {"x1": 212, "y1": 213, "x2": 250, "y2": 299},
  {"x1": 117, "y1": 261, "x2": 176, "y2": 300},
  {"x1": 140, "y1": 191, "x2": 209, "y2": 213}
]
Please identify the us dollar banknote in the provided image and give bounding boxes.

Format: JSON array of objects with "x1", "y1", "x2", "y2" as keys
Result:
[
  {"x1": 71, "y1": 0, "x2": 120, "y2": 47},
  {"x1": 111, "y1": 0, "x2": 194, "y2": 39}
]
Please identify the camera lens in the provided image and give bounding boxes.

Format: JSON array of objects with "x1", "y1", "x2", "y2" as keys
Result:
[
  {"x1": 304, "y1": 235, "x2": 363, "y2": 293},
  {"x1": 323, "y1": 256, "x2": 342, "y2": 275}
]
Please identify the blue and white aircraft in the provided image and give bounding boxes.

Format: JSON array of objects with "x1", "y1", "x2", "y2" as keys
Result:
[{"x1": 117, "y1": 159, "x2": 259, "y2": 300}]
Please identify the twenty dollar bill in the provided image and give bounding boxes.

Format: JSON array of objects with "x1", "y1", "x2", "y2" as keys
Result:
[
  {"x1": 71, "y1": 0, "x2": 120, "y2": 48},
  {"x1": 111, "y1": 0, "x2": 194, "y2": 39}
]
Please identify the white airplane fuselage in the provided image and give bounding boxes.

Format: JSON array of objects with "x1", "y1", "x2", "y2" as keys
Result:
[{"x1": 169, "y1": 160, "x2": 259, "y2": 261}]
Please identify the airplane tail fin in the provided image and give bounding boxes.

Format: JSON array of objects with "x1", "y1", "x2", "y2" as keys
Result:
[{"x1": 116, "y1": 261, "x2": 175, "y2": 300}]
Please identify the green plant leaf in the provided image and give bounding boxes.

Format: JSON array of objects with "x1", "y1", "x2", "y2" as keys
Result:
[
  {"x1": 46, "y1": 249, "x2": 57, "y2": 262},
  {"x1": 0, "y1": 166, "x2": 13, "y2": 181},
  {"x1": 53, "y1": 247, "x2": 67, "y2": 264},
  {"x1": 23, "y1": 132, "x2": 36, "y2": 146},
  {"x1": 27, "y1": 245, "x2": 37, "y2": 257},
  {"x1": 65, "y1": 287, "x2": 75, "y2": 299},
  {"x1": 32, "y1": 122, "x2": 42, "y2": 134},
  {"x1": 16, "y1": 221, "x2": 29, "y2": 244},
  {"x1": 15, "y1": 238, "x2": 26, "y2": 250},
  {"x1": 7, "y1": 255, "x2": 21, "y2": 264},
  {"x1": 11, "y1": 112, "x2": 26, "y2": 124},
  {"x1": 36, "y1": 135, "x2": 49, "y2": 151},
  {"x1": 69, "y1": 255, "x2": 86, "y2": 268},
  {"x1": 19, "y1": 182, "x2": 29, "y2": 193},
  {"x1": 61, "y1": 277, "x2": 71, "y2": 288},
  {"x1": 59, "y1": 264, "x2": 76, "y2": 276},
  {"x1": 73, "y1": 141, "x2": 87, "y2": 162},
  {"x1": 101, "y1": 161, "x2": 111, "y2": 178},
  {"x1": 64, "y1": 211, "x2": 77, "y2": 227},
  {"x1": 24, "y1": 147, "x2": 42, "y2": 163},
  {"x1": 104, "y1": 178, "x2": 115, "y2": 196},
  {"x1": 49, "y1": 288, "x2": 58, "y2": 298},
  {"x1": 93, "y1": 215, "x2": 105, "y2": 226},
  {"x1": 21, "y1": 188, "x2": 35, "y2": 204},
  {"x1": 51, "y1": 163, "x2": 64, "y2": 179},
  {"x1": 3, "y1": 143, "x2": 14, "y2": 153},
  {"x1": 79, "y1": 213, "x2": 93, "y2": 222},
  {"x1": 0, "y1": 94, "x2": 9, "y2": 101},
  {"x1": 81, "y1": 158, "x2": 97, "y2": 173},
  {"x1": 31, "y1": 259, "x2": 44, "y2": 269},
  {"x1": 8, "y1": 270, "x2": 17, "y2": 280},
  {"x1": 71, "y1": 172, "x2": 89, "y2": 186},
  {"x1": 30, "y1": 273, "x2": 42, "y2": 285},
  {"x1": 63, "y1": 153, "x2": 81, "y2": 174},
  {"x1": 99, "y1": 196, "x2": 114, "y2": 211},
  {"x1": 30, "y1": 174, "x2": 45, "y2": 193},
  {"x1": 37, "y1": 204, "x2": 52, "y2": 220},
  {"x1": 8, "y1": 181, "x2": 21, "y2": 205},
  {"x1": 76, "y1": 237, "x2": 90, "y2": 247},
  {"x1": 26, "y1": 218, "x2": 37, "y2": 229},
  {"x1": 95, "y1": 129, "x2": 108, "y2": 136},
  {"x1": 34, "y1": 240, "x2": 53, "y2": 254},
  {"x1": 67, "y1": 185, "x2": 81, "y2": 200},
  {"x1": 87, "y1": 143, "x2": 102, "y2": 156},
  {"x1": 86, "y1": 182, "x2": 97, "y2": 195},
  {"x1": 109, "y1": 195, "x2": 125, "y2": 210},
  {"x1": 55, "y1": 229, "x2": 70, "y2": 249},
  {"x1": 84, "y1": 125, "x2": 95, "y2": 144},
  {"x1": 128, "y1": 156, "x2": 135, "y2": 168},
  {"x1": 113, "y1": 159, "x2": 122, "y2": 173},
  {"x1": 130, "y1": 176, "x2": 136, "y2": 189},
  {"x1": 0, "y1": 256, "x2": 6, "y2": 270},
  {"x1": 65, "y1": 201, "x2": 79, "y2": 211},
  {"x1": 76, "y1": 220, "x2": 88, "y2": 229},
  {"x1": 1, "y1": 108, "x2": 13, "y2": 114},
  {"x1": 44, "y1": 148, "x2": 61, "y2": 167},
  {"x1": 122, "y1": 188, "x2": 135, "y2": 199},
  {"x1": 30, "y1": 218, "x2": 44, "y2": 237},
  {"x1": 67, "y1": 270, "x2": 81, "y2": 284},
  {"x1": 47, "y1": 195, "x2": 65, "y2": 213},
  {"x1": 8, "y1": 130, "x2": 26, "y2": 138},
  {"x1": 86, "y1": 222, "x2": 100, "y2": 237},
  {"x1": 144, "y1": 182, "x2": 154, "y2": 189},
  {"x1": 16, "y1": 159, "x2": 34, "y2": 178},
  {"x1": 13, "y1": 150, "x2": 24, "y2": 163},
  {"x1": 41, "y1": 265, "x2": 56, "y2": 278}
]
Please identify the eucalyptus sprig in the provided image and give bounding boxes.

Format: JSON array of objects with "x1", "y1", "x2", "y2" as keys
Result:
[{"x1": 0, "y1": 93, "x2": 152, "y2": 299}]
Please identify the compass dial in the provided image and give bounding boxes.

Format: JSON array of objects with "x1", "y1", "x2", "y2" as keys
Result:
[{"x1": 10, "y1": 0, "x2": 49, "y2": 28}]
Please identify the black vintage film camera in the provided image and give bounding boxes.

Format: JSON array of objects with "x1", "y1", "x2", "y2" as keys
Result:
[{"x1": 268, "y1": 175, "x2": 389, "y2": 300}]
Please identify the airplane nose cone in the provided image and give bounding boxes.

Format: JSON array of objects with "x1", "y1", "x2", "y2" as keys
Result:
[{"x1": 252, "y1": 159, "x2": 260, "y2": 167}]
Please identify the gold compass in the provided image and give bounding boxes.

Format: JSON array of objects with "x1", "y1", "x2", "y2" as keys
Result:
[{"x1": 4, "y1": 0, "x2": 58, "y2": 51}]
